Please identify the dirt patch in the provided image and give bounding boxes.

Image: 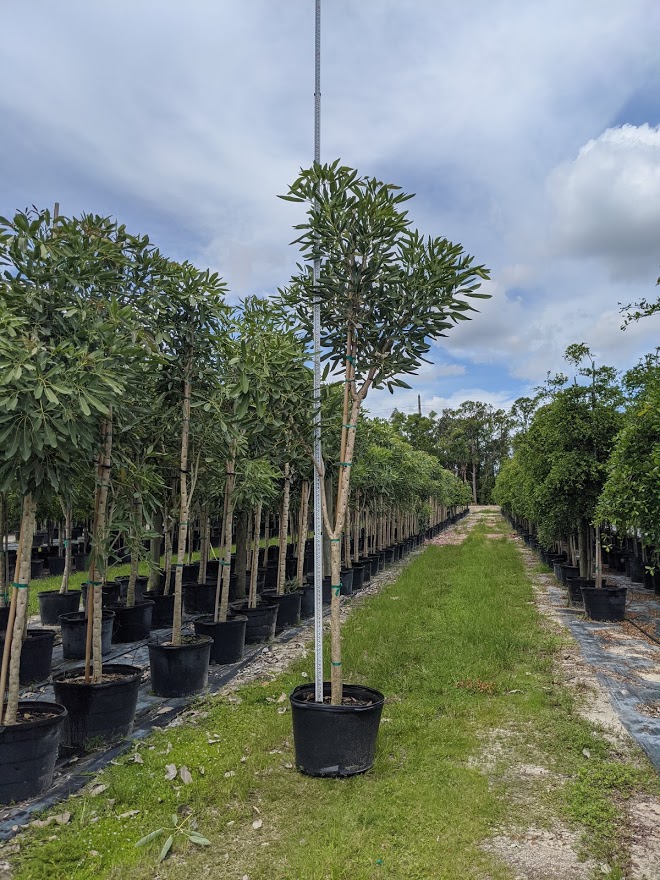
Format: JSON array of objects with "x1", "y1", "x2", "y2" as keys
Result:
[
  {"x1": 628, "y1": 796, "x2": 660, "y2": 880},
  {"x1": 484, "y1": 825, "x2": 601, "y2": 879}
]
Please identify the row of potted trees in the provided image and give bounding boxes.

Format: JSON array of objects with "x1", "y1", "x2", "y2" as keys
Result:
[
  {"x1": 496, "y1": 344, "x2": 660, "y2": 622},
  {"x1": 0, "y1": 161, "x2": 489, "y2": 797}
]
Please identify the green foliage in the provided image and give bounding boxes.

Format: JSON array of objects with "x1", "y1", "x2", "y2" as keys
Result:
[
  {"x1": 597, "y1": 351, "x2": 660, "y2": 560},
  {"x1": 280, "y1": 160, "x2": 490, "y2": 392}
]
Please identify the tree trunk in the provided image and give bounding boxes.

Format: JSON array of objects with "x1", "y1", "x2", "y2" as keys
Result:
[
  {"x1": 172, "y1": 373, "x2": 193, "y2": 648},
  {"x1": 277, "y1": 463, "x2": 291, "y2": 595},
  {"x1": 60, "y1": 502, "x2": 72, "y2": 594},
  {"x1": 126, "y1": 498, "x2": 142, "y2": 608},
  {"x1": 148, "y1": 509, "x2": 163, "y2": 592},
  {"x1": 214, "y1": 454, "x2": 236, "y2": 624},
  {"x1": 248, "y1": 503, "x2": 262, "y2": 609},
  {"x1": 0, "y1": 495, "x2": 36, "y2": 724},
  {"x1": 296, "y1": 480, "x2": 310, "y2": 587},
  {"x1": 198, "y1": 503, "x2": 209, "y2": 584},
  {"x1": 234, "y1": 508, "x2": 249, "y2": 601},
  {"x1": 578, "y1": 521, "x2": 589, "y2": 578}
]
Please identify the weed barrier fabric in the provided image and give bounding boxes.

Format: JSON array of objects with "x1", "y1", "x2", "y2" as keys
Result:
[{"x1": 544, "y1": 581, "x2": 660, "y2": 772}]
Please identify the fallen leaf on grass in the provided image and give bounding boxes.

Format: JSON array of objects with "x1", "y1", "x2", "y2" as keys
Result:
[
  {"x1": 277, "y1": 706, "x2": 287, "y2": 714},
  {"x1": 179, "y1": 766, "x2": 193, "y2": 785},
  {"x1": 88, "y1": 784, "x2": 108, "y2": 797},
  {"x1": 252, "y1": 819, "x2": 263, "y2": 830},
  {"x1": 132, "y1": 753, "x2": 144, "y2": 765},
  {"x1": 224, "y1": 770, "x2": 236, "y2": 778},
  {"x1": 582, "y1": 748, "x2": 591, "y2": 759},
  {"x1": 165, "y1": 764, "x2": 177, "y2": 781},
  {"x1": 118, "y1": 810, "x2": 140, "y2": 819},
  {"x1": 277, "y1": 692, "x2": 287, "y2": 703}
]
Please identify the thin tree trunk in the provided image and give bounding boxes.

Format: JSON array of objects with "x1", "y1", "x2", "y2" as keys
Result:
[
  {"x1": 296, "y1": 479, "x2": 310, "y2": 587},
  {"x1": 248, "y1": 502, "x2": 262, "y2": 609},
  {"x1": 59, "y1": 501, "x2": 72, "y2": 595},
  {"x1": 214, "y1": 452, "x2": 237, "y2": 624},
  {"x1": 277, "y1": 463, "x2": 291, "y2": 595},
  {"x1": 172, "y1": 370, "x2": 193, "y2": 648},
  {"x1": 85, "y1": 415, "x2": 113, "y2": 683},
  {"x1": 126, "y1": 498, "x2": 142, "y2": 608},
  {"x1": 234, "y1": 508, "x2": 249, "y2": 601},
  {"x1": 0, "y1": 495, "x2": 36, "y2": 724},
  {"x1": 148, "y1": 509, "x2": 163, "y2": 592}
]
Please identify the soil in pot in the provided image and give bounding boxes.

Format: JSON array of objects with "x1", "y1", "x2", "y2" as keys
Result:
[
  {"x1": 290, "y1": 683, "x2": 385, "y2": 777},
  {"x1": 581, "y1": 586, "x2": 627, "y2": 622},
  {"x1": 38, "y1": 590, "x2": 81, "y2": 625},
  {"x1": 148, "y1": 636, "x2": 212, "y2": 697},
  {"x1": 231, "y1": 602, "x2": 278, "y2": 643},
  {"x1": 0, "y1": 628, "x2": 56, "y2": 685},
  {"x1": 261, "y1": 591, "x2": 302, "y2": 631},
  {"x1": 52, "y1": 664, "x2": 142, "y2": 750},
  {"x1": 107, "y1": 600, "x2": 154, "y2": 643},
  {"x1": 60, "y1": 611, "x2": 115, "y2": 659},
  {"x1": 0, "y1": 702, "x2": 67, "y2": 804},
  {"x1": 194, "y1": 614, "x2": 247, "y2": 664}
]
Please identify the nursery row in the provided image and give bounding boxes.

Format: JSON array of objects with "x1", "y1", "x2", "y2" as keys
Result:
[
  {"x1": 0, "y1": 509, "x2": 467, "y2": 806},
  {"x1": 496, "y1": 342, "x2": 660, "y2": 591}
]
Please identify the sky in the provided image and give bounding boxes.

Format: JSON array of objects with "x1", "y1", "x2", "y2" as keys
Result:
[{"x1": 3, "y1": 0, "x2": 660, "y2": 420}]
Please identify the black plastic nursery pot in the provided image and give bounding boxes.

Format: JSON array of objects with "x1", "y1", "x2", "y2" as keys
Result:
[
  {"x1": 340, "y1": 568, "x2": 354, "y2": 597},
  {"x1": 148, "y1": 636, "x2": 212, "y2": 697},
  {"x1": 47, "y1": 556, "x2": 66, "y2": 576},
  {"x1": 351, "y1": 565, "x2": 365, "y2": 592},
  {"x1": 60, "y1": 611, "x2": 115, "y2": 659},
  {"x1": 194, "y1": 614, "x2": 247, "y2": 664},
  {"x1": 0, "y1": 605, "x2": 9, "y2": 634},
  {"x1": 73, "y1": 552, "x2": 88, "y2": 572},
  {"x1": 232, "y1": 602, "x2": 279, "y2": 644},
  {"x1": 581, "y1": 586, "x2": 627, "y2": 622},
  {"x1": 107, "y1": 600, "x2": 154, "y2": 643},
  {"x1": 361, "y1": 561, "x2": 371, "y2": 584},
  {"x1": 299, "y1": 584, "x2": 315, "y2": 618},
  {"x1": 38, "y1": 589, "x2": 81, "y2": 625},
  {"x1": 182, "y1": 581, "x2": 217, "y2": 616},
  {"x1": 81, "y1": 581, "x2": 121, "y2": 609},
  {"x1": 0, "y1": 628, "x2": 56, "y2": 685},
  {"x1": 261, "y1": 591, "x2": 302, "y2": 632},
  {"x1": 30, "y1": 559, "x2": 44, "y2": 580},
  {"x1": 0, "y1": 701, "x2": 67, "y2": 804},
  {"x1": 147, "y1": 591, "x2": 175, "y2": 628},
  {"x1": 53, "y1": 663, "x2": 142, "y2": 750},
  {"x1": 290, "y1": 683, "x2": 385, "y2": 777},
  {"x1": 558, "y1": 564, "x2": 580, "y2": 585},
  {"x1": 117, "y1": 576, "x2": 148, "y2": 603}
]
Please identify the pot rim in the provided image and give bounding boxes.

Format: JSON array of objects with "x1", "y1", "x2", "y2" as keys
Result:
[
  {"x1": 147, "y1": 635, "x2": 213, "y2": 652},
  {"x1": 0, "y1": 700, "x2": 67, "y2": 733},
  {"x1": 53, "y1": 663, "x2": 142, "y2": 688},
  {"x1": 194, "y1": 613, "x2": 248, "y2": 625},
  {"x1": 290, "y1": 683, "x2": 385, "y2": 714}
]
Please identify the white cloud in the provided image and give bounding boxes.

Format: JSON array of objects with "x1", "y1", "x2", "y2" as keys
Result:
[{"x1": 549, "y1": 124, "x2": 660, "y2": 280}]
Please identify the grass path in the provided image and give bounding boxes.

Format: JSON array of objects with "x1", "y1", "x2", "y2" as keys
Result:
[{"x1": 6, "y1": 512, "x2": 659, "y2": 879}]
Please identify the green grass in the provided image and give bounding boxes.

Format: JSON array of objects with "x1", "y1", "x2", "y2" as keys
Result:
[{"x1": 9, "y1": 522, "x2": 658, "y2": 879}]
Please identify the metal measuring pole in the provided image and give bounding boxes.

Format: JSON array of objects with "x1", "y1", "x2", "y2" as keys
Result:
[{"x1": 313, "y1": 0, "x2": 323, "y2": 702}]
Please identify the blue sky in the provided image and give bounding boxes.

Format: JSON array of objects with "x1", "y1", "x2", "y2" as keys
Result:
[{"x1": 3, "y1": 0, "x2": 660, "y2": 419}]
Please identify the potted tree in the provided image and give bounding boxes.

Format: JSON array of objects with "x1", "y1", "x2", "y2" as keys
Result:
[
  {"x1": 280, "y1": 161, "x2": 489, "y2": 775},
  {"x1": 147, "y1": 259, "x2": 229, "y2": 698}
]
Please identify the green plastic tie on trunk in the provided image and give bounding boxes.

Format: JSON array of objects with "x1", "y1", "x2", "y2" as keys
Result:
[
  {"x1": 343, "y1": 423, "x2": 357, "y2": 428},
  {"x1": 219, "y1": 560, "x2": 231, "y2": 566},
  {"x1": 330, "y1": 538, "x2": 341, "y2": 543},
  {"x1": 339, "y1": 462, "x2": 353, "y2": 467},
  {"x1": 12, "y1": 582, "x2": 29, "y2": 589},
  {"x1": 173, "y1": 563, "x2": 185, "y2": 567},
  {"x1": 346, "y1": 354, "x2": 355, "y2": 364},
  {"x1": 331, "y1": 584, "x2": 341, "y2": 596},
  {"x1": 331, "y1": 661, "x2": 342, "y2": 666}
]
